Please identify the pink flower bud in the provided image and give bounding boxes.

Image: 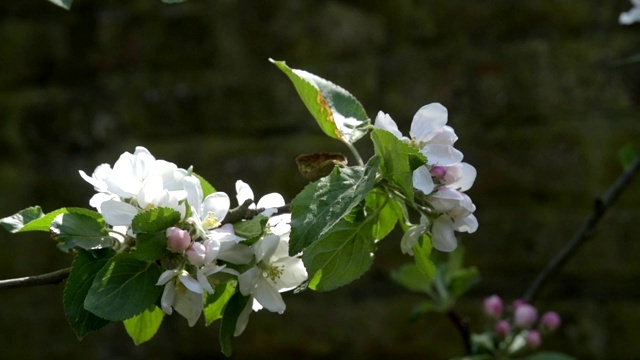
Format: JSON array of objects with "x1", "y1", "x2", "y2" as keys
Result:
[
  {"x1": 512, "y1": 299, "x2": 525, "y2": 309},
  {"x1": 186, "y1": 242, "x2": 207, "y2": 267},
  {"x1": 525, "y1": 330, "x2": 542, "y2": 349},
  {"x1": 166, "y1": 227, "x2": 191, "y2": 252},
  {"x1": 483, "y1": 295, "x2": 503, "y2": 317},
  {"x1": 495, "y1": 320, "x2": 511, "y2": 338},
  {"x1": 541, "y1": 311, "x2": 561, "y2": 331},
  {"x1": 514, "y1": 304, "x2": 538, "y2": 328},
  {"x1": 430, "y1": 166, "x2": 447, "y2": 181}
]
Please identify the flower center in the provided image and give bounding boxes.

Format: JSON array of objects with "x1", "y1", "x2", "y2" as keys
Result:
[
  {"x1": 409, "y1": 137, "x2": 426, "y2": 150},
  {"x1": 261, "y1": 263, "x2": 284, "y2": 282},
  {"x1": 202, "y1": 211, "x2": 221, "y2": 230}
]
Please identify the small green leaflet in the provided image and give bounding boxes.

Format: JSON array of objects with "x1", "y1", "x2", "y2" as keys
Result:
[
  {"x1": 0, "y1": 206, "x2": 102, "y2": 234},
  {"x1": 303, "y1": 218, "x2": 377, "y2": 291},
  {"x1": 391, "y1": 263, "x2": 433, "y2": 294},
  {"x1": 289, "y1": 156, "x2": 380, "y2": 255},
  {"x1": 63, "y1": 249, "x2": 114, "y2": 339},
  {"x1": 371, "y1": 128, "x2": 427, "y2": 202},
  {"x1": 123, "y1": 305, "x2": 165, "y2": 345},
  {"x1": 51, "y1": 213, "x2": 115, "y2": 253},
  {"x1": 203, "y1": 282, "x2": 237, "y2": 325},
  {"x1": 412, "y1": 236, "x2": 437, "y2": 278},
  {"x1": 271, "y1": 59, "x2": 370, "y2": 144},
  {"x1": 84, "y1": 253, "x2": 163, "y2": 321},
  {"x1": 131, "y1": 207, "x2": 181, "y2": 261}
]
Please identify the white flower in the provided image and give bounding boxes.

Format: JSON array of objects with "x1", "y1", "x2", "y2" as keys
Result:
[
  {"x1": 620, "y1": 0, "x2": 640, "y2": 24},
  {"x1": 209, "y1": 224, "x2": 253, "y2": 265},
  {"x1": 375, "y1": 103, "x2": 464, "y2": 194},
  {"x1": 428, "y1": 187, "x2": 478, "y2": 252},
  {"x1": 183, "y1": 175, "x2": 230, "y2": 239},
  {"x1": 237, "y1": 234, "x2": 307, "y2": 314},
  {"x1": 156, "y1": 269, "x2": 207, "y2": 327},
  {"x1": 235, "y1": 180, "x2": 285, "y2": 217}
]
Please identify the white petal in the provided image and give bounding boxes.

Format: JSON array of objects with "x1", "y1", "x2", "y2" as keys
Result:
[
  {"x1": 179, "y1": 274, "x2": 204, "y2": 294},
  {"x1": 254, "y1": 278, "x2": 286, "y2": 314},
  {"x1": 137, "y1": 175, "x2": 164, "y2": 209},
  {"x1": 233, "y1": 297, "x2": 254, "y2": 337},
  {"x1": 431, "y1": 216, "x2": 458, "y2": 252},
  {"x1": 412, "y1": 167, "x2": 435, "y2": 195},
  {"x1": 88, "y1": 192, "x2": 115, "y2": 210},
  {"x1": 202, "y1": 192, "x2": 230, "y2": 223},
  {"x1": 410, "y1": 103, "x2": 448, "y2": 142},
  {"x1": 254, "y1": 234, "x2": 280, "y2": 263},
  {"x1": 401, "y1": 224, "x2": 426, "y2": 255},
  {"x1": 421, "y1": 144, "x2": 463, "y2": 166},
  {"x1": 132, "y1": 146, "x2": 156, "y2": 180},
  {"x1": 160, "y1": 283, "x2": 175, "y2": 315},
  {"x1": 218, "y1": 241, "x2": 254, "y2": 264},
  {"x1": 235, "y1": 180, "x2": 255, "y2": 207},
  {"x1": 156, "y1": 269, "x2": 178, "y2": 285},
  {"x1": 454, "y1": 214, "x2": 478, "y2": 233},
  {"x1": 257, "y1": 193, "x2": 285, "y2": 216},
  {"x1": 374, "y1": 111, "x2": 403, "y2": 139},
  {"x1": 196, "y1": 270, "x2": 215, "y2": 294},
  {"x1": 273, "y1": 257, "x2": 308, "y2": 291},
  {"x1": 429, "y1": 125, "x2": 458, "y2": 145},
  {"x1": 238, "y1": 267, "x2": 260, "y2": 296},
  {"x1": 173, "y1": 289, "x2": 204, "y2": 327},
  {"x1": 444, "y1": 162, "x2": 476, "y2": 192},
  {"x1": 100, "y1": 200, "x2": 138, "y2": 226},
  {"x1": 183, "y1": 176, "x2": 203, "y2": 215}
]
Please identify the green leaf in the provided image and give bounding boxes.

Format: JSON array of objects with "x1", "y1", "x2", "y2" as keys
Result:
[
  {"x1": 271, "y1": 59, "x2": 370, "y2": 144},
  {"x1": 63, "y1": 249, "x2": 114, "y2": 339},
  {"x1": 130, "y1": 208, "x2": 181, "y2": 261},
  {"x1": 204, "y1": 282, "x2": 237, "y2": 325},
  {"x1": 131, "y1": 207, "x2": 181, "y2": 234},
  {"x1": 232, "y1": 216, "x2": 268, "y2": 245},
  {"x1": 391, "y1": 263, "x2": 433, "y2": 294},
  {"x1": 1, "y1": 206, "x2": 45, "y2": 233},
  {"x1": 412, "y1": 235, "x2": 437, "y2": 278},
  {"x1": 618, "y1": 143, "x2": 638, "y2": 169},
  {"x1": 192, "y1": 172, "x2": 216, "y2": 198},
  {"x1": 84, "y1": 253, "x2": 163, "y2": 321},
  {"x1": 47, "y1": 0, "x2": 72, "y2": 10},
  {"x1": 371, "y1": 128, "x2": 427, "y2": 202},
  {"x1": 523, "y1": 352, "x2": 576, "y2": 360},
  {"x1": 303, "y1": 218, "x2": 377, "y2": 291},
  {"x1": 365, "y1": 192, "x2": 401, "y2": 239},
  {"x1": 51, "y1": 213, "x2": 115, "y2": 253},
  {"x1": 123, "y1": 305, "x2": 165, "y2": 345},
  {"x1": 220, "y1": 291, "x2": 251, "y2": 357},
  {"x1": 290, "y1": 157, "x2": 380, "y2": 255}
]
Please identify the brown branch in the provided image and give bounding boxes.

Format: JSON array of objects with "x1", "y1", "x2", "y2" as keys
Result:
[
  {"x1": 447, "y1": 310, "x2": 472, "y2": 355},
  {"x1": 222, "y1": 199, "x2": 291, "y2": 224},
  {"x1": 523, "y1": 155, "x2": 640, "y2": 303},
  {"x1": 0, "y1": 267, "x2": 70, "y2": 290}
]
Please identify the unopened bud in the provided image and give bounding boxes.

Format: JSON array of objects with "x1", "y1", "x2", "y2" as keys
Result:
[
  {"x1": 514, "y1": 304, "x2": 538, "y2": 328},
  {"x1": 483, "y1": 295, "x2": 503, "y2": 317},
  {"x1": 495, "y1": 320, "x2": 510, "y2": 338},
  {"x1": 166, "y1": 227, "x2": 191, "y2": 252},
  {"x1": 430, "y1": 166, "x2": 447, "y2": 181},
  {"x1": 186, "y1": 242, "x2": 206, "y2": 267},
  {"x1": 541, "y1": 311, "x2": 561, "y2": 331},
  {"x1": 525, "y1": 330, "x2": 541, "y2": 349},
  {"x1": 512, "y1": 299, "x2": 525, "y2": 310}
]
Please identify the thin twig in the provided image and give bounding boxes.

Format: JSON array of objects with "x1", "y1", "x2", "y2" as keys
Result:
[
  {"x1": 222, "y1": 200, "x2": 291, "y2": 225},
  {"x1": 0, "y1": 267, "x2": 70, "y2": 290},
  {"x1": 447, "y1": 310, "x2": 472, "y2": 354},
  {"x1": 523, "y1": 156, "x2": 640, "y2": 303}
]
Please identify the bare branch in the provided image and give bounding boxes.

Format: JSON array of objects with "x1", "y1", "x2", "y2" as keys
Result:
[
  {"x1": 523, "y1": 156, "x2": 640, "y2": 303},
  {"x1": 0, "y1": 267, "x2": 70, "y2": 290}
]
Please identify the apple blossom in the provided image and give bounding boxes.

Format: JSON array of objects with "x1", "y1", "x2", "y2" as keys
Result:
[
  {"x1": 483, "y1": 295, "x2": 504, "y2": 317},
  {"x1": 166, "y1": 226, "x2": 191, "y2": 252},
  {"x1": 525, "y1": 330, "x2": 542, "y2": 349},
  {"x1": 514, "y1": 303, "x2": 538, "y2": 329},
  {"x1": 541, "y1": 311, "x2": 562, "y2": 332}
]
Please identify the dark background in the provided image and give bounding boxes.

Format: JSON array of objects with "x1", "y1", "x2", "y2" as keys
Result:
[{"x1": 1, "y1": 1, "x2": 639, "y2": 359}]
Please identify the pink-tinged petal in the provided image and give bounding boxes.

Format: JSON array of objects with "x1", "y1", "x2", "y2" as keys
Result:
[
  {"x1": 235, "y1": 180, "x2": 255, "y2": 207},
  {"x1": 374, "y1": 111, "x2": 403, "y2": 139},
  {"x1": 202, "y1": 192, "x2": 230, "y2": 223},
  {"x1": 238, "y1": 267, "x2": 261, "y2": 296},
  {"x1": 173, "y1": 289, "x2": 203, "y2": 327},
  {"x1": 421, "y1": 144, "x2": 463, "y2": 166},
  {"x1": 431, "y1": 216, "x2": 458, "y2": 252},
  {"x1": 254, "y1": 278, "x2": 286, "y2": 314},
  {"x1": 410, "y1": 103, "x2": 448, "y2": 142},
  {"x1": 160, "y1": 283, "x2": 175, "y2": 315},
  {"x1": 254, "y1": 234, "x2": 280, "y2": 263},
  {"x1": 412, "y1": 167, "x2": 436, "y2": 195},
  {"x1": 100, "y1": 200, "x2": 138, "y2": 226},
  {"x1": 429, "y1": 187, "x2": 464, "y2": 213}
]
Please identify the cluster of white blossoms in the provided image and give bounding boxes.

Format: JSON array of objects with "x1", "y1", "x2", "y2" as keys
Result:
[
  {"x1": 79, "y1": 146, "x2": 307, "y2": 332},
  {"x1": 375, "y1": 103, "x2": 478, "y2": 252}
]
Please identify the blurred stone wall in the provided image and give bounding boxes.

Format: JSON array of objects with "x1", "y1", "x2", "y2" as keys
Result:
[{"x1": 0, "y1": 1, "x2": 639, "y2": 359}]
